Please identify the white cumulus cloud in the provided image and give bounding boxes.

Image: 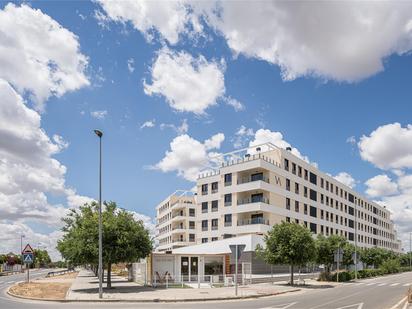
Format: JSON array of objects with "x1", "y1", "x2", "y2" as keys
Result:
[
  {"x1": 365, "y1": 174, "x2": 399, "y2": 198},
  {"x1": 98, "y1": 1, "x2": 412, "y2": 82},
  {"x1": 0, "y1": 3, "x2": 89, "y2": 111},
  {"x1": 140, "y1": 119, "x2": 155, "y2": 129},
  {"x1": 154, "y1": 133, "x2": 224, "y2": 181},
  {"x1": 144, "y1": 48, "x2": 226, "y2": 115},
  {"x1": 333, "y1": 172, "x2": 357, "y2": 189},
  {"x1": 358, "y1": 123, "x2": 412, "y2": 171}
]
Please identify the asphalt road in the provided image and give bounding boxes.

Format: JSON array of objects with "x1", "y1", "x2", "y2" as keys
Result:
[{"x1": 1, "y1": 271, "x2": 411, "y2": 309}]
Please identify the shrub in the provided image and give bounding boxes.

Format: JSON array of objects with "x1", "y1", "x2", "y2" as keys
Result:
[
  {"x1": 381, "y1": 259, "x2": 400, "y2": 274},
  {"x1": 331, "y1": 271, "x2": 353, "y2": 282},
  {"x1": 318, "y1": 271, "x2": 332, "y2": 281}
]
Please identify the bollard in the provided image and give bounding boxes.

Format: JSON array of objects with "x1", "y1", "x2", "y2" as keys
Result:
[
  {"x1": 181, "y1": 275, "x2": 184, "y2": 288},
  {"x1": 210, "y1": 275, "x2": 213, "y2": 287}
]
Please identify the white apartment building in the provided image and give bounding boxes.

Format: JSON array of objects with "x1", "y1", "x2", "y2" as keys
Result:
[
  {"x1": 155, "y1": 191, "x2": 197, "y2": 252},
  {"x1": 196, "y1": 143, "x2": 402, "y2": 252}
]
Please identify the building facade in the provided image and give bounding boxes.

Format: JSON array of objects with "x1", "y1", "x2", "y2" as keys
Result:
[
  {"x1": 155, "y1": 191, "x2": 197, "y2": 252},
  {"x1": 195, "y1": 143, "x2": 402, "y2": 252}
]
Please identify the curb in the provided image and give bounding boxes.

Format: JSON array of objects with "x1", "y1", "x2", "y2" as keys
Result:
[{"x1": 6, "y1": 283, "x2": 300, "y2": 303}]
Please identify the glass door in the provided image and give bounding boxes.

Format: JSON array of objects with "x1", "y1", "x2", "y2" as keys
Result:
[
  {"x1": 181, "y1": 257, "x2": 189, "y2": 281},
  {"x1": 190, "y1": 257, "x2": 198, "y2": 282}
]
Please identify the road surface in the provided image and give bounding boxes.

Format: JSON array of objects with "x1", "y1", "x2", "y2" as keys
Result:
[{"x1": 0, "y1": 270, "x2": 411, "y2": 309}]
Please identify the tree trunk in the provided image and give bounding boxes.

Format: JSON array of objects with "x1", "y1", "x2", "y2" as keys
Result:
[
  {"x1": 290, "y1": 264, "x2": 294, "y2": 286},
  {"x1": 107, "y1": 262, "x2": 112, "y2": 288}
]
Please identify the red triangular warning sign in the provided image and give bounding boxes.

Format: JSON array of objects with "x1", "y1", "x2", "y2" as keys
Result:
[{"x1": 22, "y1": 243, "x2": 34, "y2": 254}]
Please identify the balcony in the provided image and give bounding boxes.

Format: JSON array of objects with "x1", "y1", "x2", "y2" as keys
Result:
[
  {"x1": 237, "y1": 175, "x2": 269, "y2": 185},
  {"x1": 237, "y1": 217, "x2": 270, "y2": 226},
  {"x1": 237, "y1": 196, "x2": 269, "y2": 205}
]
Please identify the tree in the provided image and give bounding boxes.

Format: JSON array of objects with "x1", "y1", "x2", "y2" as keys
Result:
[
  {"x1": 33, "y1": 249, "x2": 51, "y2": 268},
  {"x1": 360, "y1": 247, "x2": 387, "y2": 268},
  {"x1": 58, "y1": 201, "x2": 153, "y2": 288},
  {"x1": 257, "y1": 222, "x2": 316, "y2": 285},
  {"x1": 315, "y1": 234, "x2": 347, "y2": 274},
  {"x1": 342, "y1": 243, "x2": 355, "y2": 268}
]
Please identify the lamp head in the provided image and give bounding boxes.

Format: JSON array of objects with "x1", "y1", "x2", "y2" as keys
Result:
[{"x1": 94, "y1": 129, "x2": 103, "y2": 138}]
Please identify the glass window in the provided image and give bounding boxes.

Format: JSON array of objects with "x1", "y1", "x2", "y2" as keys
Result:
[
  {"x1": 201, "y1": 184, "x2": 208, "y2": 195},
  {"x1": 309, "y1": 172, "x2": 317, "y2": 185},
  {"x1": 224, "y1": 194, "x2": 232, "y2": 206},
  {"x1": 224, "y1": 173, "x2": 232, "y2": 185},
  {"x1": 310, "y1": 206, "x2": 317, "y2": 218},
  {"x1": 286, "y1": 198, "x2": 290, "y2": 210},
  {"x1": 202, "y1": 220, "x2": 208, "y2": 231},
  {"x1": 310, "y1": 189, "x2": 317, "y2": 201},
  {"x1": 211, "y1": 218, "x2": 218, "y2": 230},
  {"x1": 224, "y1": 214, "x2": 232, "y2": 226},
  {"x1": 202, "y1": 202, "x2": 208, "y2": 213},
  {"x1": 211, "y1": 182, "x2": 218, "y2": 193},
  {"x1": 284, "y1": 159, "x2": 289, "y2": 171},
  {"x1": 286, "y1": 178, "x2": 290, "y2": 191},
  {"x1": 189, "y1": 221, "x2": 195, "y2": 229},
  {"x1": 202, "y1": 238, "x2": 208, "y2": 243},
  {"x1": 189, "y1": 208, "x2": 195, "y2": 217},
  {"x1": 211, "y1": 200, "x2": 218, "y2": 212}
]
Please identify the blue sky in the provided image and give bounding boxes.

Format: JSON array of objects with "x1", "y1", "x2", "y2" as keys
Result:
[{"x1": 1, "y1": 1, "x2": 412, "y2": 258}]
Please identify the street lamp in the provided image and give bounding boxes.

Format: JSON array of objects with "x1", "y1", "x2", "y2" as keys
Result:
[
  {"x1": 409, "y1": 232, "x2": 411, "y2": 271},
  {"x1": 94, "y1": 129, "x2": 103, "y2": 299},
  {"x1": 20, "y1": 234, "x2": 25, "y2": 272}
]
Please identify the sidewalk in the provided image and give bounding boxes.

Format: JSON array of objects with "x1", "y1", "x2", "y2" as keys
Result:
[{"x1": 66, "y1": 269, "x2": 300, "y2": 302}]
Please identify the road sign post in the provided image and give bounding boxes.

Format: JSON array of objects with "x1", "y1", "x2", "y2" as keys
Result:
[
  {"x1": 22, "y1": 244, "x2": 34, "y2": 283},
  {"x1": 229, "y1": 244, "x2": 246, "y2": 296}
]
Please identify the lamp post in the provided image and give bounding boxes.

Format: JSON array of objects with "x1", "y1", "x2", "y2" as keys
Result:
[
  {"x1": 354, "y1": 199, "x2": 358, "y2": 280},
  {"x1": 94, "y1": 129, "x2": 103, "y2": 299},
  {"x1": 409, "y1": 232, "x2": 411, "y2": 271},
  {"x1": 20, "y1": 234, "x2": 25, "y2": 272}
]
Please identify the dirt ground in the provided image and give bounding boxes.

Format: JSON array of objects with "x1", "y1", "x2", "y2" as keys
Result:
[
  {"x1": 9, "y1": 271, "x2": 79, "y2": 299},
  {"x1": 9, "y1": 282, "x2": 71, "y2": 299}
]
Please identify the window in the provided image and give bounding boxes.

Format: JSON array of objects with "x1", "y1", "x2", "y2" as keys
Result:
[
  {"x1": 321, "y1": 194, "x2": 324, "y2": 204},
  {"x1": 201, "y1": 184, "x2": 208, "y2": 195},
  {"x1": 251, "y1": 193, "x2": 264, "y2": 203},
  {"x1": 348, "y1": 193, "x2": 354, "y2": 203},
  {"x1": 202, "y1": 202, "x2": 208, "y2": 213},
  {"x1": 189, "y1": 234, "x2": 195, "y2": 242},
  {"x1": 348, "y1": 219, "x2": 354, "y2": 228},
  {"x1": 304, "y1": 204, "x2": 308, "y2": 215},
  {"x1": 251, "y1": 172, "x2": 263, "y2": 181},
  {"x1": 224, "y1": 194, "x2": 232, "y2": 206},
  {"x1": 320, "y1": 210, "x2": 324, "y2": 220},
  {"x1": 310, "y1": 223, "x2": 317, "y2": 233},
  {"x1": 211, "y1": 237, "x2": 218, "y2": 242},
  {"x1": 295, "y1": 201, "x2": 299, "y2": 212},
  {"x1": 304, "y1": 186, "x2": 308, "y2": 197},
  {"x1": 304, "y1": 169, "x2": 308, "y2": 180},
  {"x1": 224, "y1": 173, "x2": 232, "y2": 186},
  {"x1": 224, "y1": 214, "x2": 232, "y2": 226},
  {"x1": 211, "y1": 200, "x2": 218, "y2": 212},
  {"x1": 286, "y1": 178, "x2": 290, "y2": 191},
  {"x1": 295, "y1": 182, "x2": 299, "y2": 194},
  {"x1": 201, "y1": 220, "x2": 208, "y2": 231},
  {"x1": 298, "y1": 166, "x2": 302, "y2": 177},
  {"x1": 211, "y1": 182, "x2": 218, "y2": 193},
  {"x1": 309, "y1": 172, "x2": 317, "y2": 185},
  {"x1": 321, "y1": 178, "x2": 324, "y2": 188},
  {"x1": 189, "y1": 221, "x2": 195, "y2": 229},
  {"x1": 286, "y1": 217, "x2": 290, "y2": 222},
  {"x1": 284, "y1": 158, "x2": 289, "y2": 171},
  {"x1": 292, "y1": 163, "x2": 296, "y2": 174},
  {"x1": 286, "y1": 198, "x2": 291, "y2": 210},
  {"x1": 310, "y1": 206, "x2": 317, "y2": 218},
  {"x1": 211, "y1": 218, "x2": 218, "y2": 230},
  {"x1": 189, "y1": 208, "x2": 195, "y2": 217},
  {"x1": 348, "y1": 206, "x2": 354, "y2": 216},
  {"x1": 202, "y1": 238, "x2": 208, "y2": 243},
  {"x1": 310, "y1": 189, "x2": 317, "y2": 201}
]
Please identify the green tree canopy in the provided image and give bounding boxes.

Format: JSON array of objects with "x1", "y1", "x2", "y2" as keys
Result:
[
  {"x1": 57, "y1": 201, "x2": 153, "y2": 287},
  {"x1": 315, "y1": 234, "x2": 347, "y2": 273},
  {"x1": 33, "y1": 249, "x2": 51, "y2": 268},
  {"x1": 257, "y1": 222, "x2": 316, "y2": 285},
  {"x1": 360, "y1": 247, "x2": 396, "y2": 268}
]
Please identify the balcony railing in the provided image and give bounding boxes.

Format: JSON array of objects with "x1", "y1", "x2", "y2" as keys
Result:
[
  {"x1": 237, "y1": 197, "x2": 269, "y2": 205},
  {"x1": 237, "y1": 218, "x2": 270, "y2": 226},
  {"x1": 224, "y1": 222, "x2": 232, "y2": 227},
  {"x1": 237, "y1": 176, "x2": 269, "y2": 185},
  {"x1": 172, "y1": 226, "x2": 186, "y2": 230},
  {"x1": 211, "y1": 189, "x2": 218, "y2": 194},
  {"x1": 224, "y1": 201, "x2": 232, "y2": 206},
  {"x1": 172, "y1": 212, "x2": 186, "y2": 218}
]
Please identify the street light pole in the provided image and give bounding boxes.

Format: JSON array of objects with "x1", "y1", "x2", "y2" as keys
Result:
[
  {"x1": 409, "y1": 232, "x2": 411, "y2": 271},
  {"x1": 94, "y1": 129, "x2": 103, "y2": 299},
  {"x1": 20, "y1": 234, "x2": 25, "y2": 272},
  {"x1": 354, "y1": 199, "x2": 358, "y2": 280}
]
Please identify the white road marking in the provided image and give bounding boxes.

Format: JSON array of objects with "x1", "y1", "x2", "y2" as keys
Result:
[
  {"x1": 336, "y1": 302, "x2": 364, "y2": 309},
  {"x1": 366, "y1": 282, "x2": 376, "y2": 286},
  {"x1": 377, "y1": 283, "x2": 386, "y2": 286},
  {"x1": 389, "y1": 296, "x2": 407, "y2": 309},
  {"x1": 260, "y1": 302, "x2": 298, "y2": 309},
  {"x1": 390, "y1": 283, "x2": 400, "y2": 286},
  {"x1": 403, "y1": 283, "x2": 410, "y2": 287}
]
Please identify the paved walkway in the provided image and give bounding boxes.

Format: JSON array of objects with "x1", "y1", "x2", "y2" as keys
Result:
[{"x1": 66, "y1": 269, "x2": 300, "y2": 301}]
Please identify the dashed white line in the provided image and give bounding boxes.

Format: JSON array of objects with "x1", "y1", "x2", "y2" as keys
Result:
[
  {"x1": 377, "y1": 283, "x2": 386, "y2": 286},
  {"x1": 403, "y1": 283, "x2": 410, "y2": 287},
  {"x1": 390, "y1": 283, "x2": 400, "y2": 286},
  {"x1": 366, "y1": 282, "x2": 376, "y2": 286}
]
